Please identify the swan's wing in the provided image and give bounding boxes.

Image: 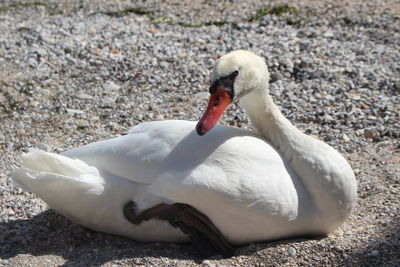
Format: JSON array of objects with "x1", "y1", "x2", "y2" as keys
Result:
[
  {"x1": 63, "y1": 120, "x2": 260, "y2": 186},
  {"x1": 63, "y1": 120, "x2": 196, "y2": 184},
  {"x1": 150, "y1": 134, "x2": 299, "y2": 209},
  {"x1": 148, "y1": 134, "x2": 304, "y2": 240}
]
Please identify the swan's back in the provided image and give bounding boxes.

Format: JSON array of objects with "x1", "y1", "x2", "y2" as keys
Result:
[{"x1": 63, "y1": 120, "x2": 264, "y2": 185}]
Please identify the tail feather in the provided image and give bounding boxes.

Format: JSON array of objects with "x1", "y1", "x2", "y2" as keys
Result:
[
  {"x1": 18, "y1": 149, "x2": 99, "y2": 178},
  {"x1": 11, "y1": 149, "x2": 105, "y2": 222}
]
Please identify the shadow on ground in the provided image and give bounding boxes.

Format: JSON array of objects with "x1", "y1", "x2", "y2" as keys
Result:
[
  {"x1": 0, "y1": 209, "x2": 316, "y2": 265},
  {"x1": 0, "y1": 210, "x2": 200, "y2": 266},
  {"x1": 1, "y1": 210, "x2": 399, "y2": 266}
]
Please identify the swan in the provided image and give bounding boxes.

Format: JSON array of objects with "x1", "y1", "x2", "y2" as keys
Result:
[{"x1": 11, "y1": 50, "x2": 357, "y2": 257}]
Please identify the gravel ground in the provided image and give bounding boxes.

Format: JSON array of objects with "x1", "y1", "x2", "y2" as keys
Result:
[{"x1": 0, "y1": 0, "x2": 399, "y2": 266}]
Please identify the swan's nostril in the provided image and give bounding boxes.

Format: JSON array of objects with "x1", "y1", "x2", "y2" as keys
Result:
[
  {"x1": 209, "y1": 85, "x2": 217, "y2": 94},
  {"x1": 196, "y1": 123, "x2": 206, "y2": 136},
  {"x1": 213, "y1": 97, "x2": 220, "y2": 107}
]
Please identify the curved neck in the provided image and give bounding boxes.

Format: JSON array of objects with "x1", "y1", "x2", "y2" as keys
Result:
[
  {"x1": 239, "y1": 85, "x2": 301, "y2": 151},
  {"x1": 239, "y1": 82, "x2": 357, "y2": 230}
]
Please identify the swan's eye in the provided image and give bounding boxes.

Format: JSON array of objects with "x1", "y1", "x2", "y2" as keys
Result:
[
  {"x1": 209, "y1": 71, "x2": 239, "y2": 96},
  {"x1": 229, "y1": 70, "x2": 239, "y2": 80}
]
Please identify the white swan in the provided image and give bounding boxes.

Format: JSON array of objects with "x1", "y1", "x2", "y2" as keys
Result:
[{"x1": 11, "y1": 50, "x2": 357, "y2": 256}]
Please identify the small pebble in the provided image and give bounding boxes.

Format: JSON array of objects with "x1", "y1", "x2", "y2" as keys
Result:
[
  {"x1": 341, "y1": 133, "x2": 350, "y2": 143},
  {"x1": 35, "y1": 143, "x2": 49, "y2": 151},
  {"x1": 370, "y1": 250, "x2": 380, "y2": 256},
  {"x1": 288, "y1": 246, "x2": 297, "y2": 256},
  {"x1": 202, "y1": 260, "x2": 215, "y2": 267},
  {"x1": 103, "y1": 81, "x2": 121, "y2": 91},
  {"x1": 364, "y1": 128, "x2": 379, "y2": 139}
]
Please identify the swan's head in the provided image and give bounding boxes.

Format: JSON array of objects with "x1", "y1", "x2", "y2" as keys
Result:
[{"x1": 196, "y1": 50, "x2": 269, "y2": 135}]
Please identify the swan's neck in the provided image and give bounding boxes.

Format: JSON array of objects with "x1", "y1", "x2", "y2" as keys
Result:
[
  {"x1": 239, "y1": 83, "x2": 357, "y2": 230},
  {"x1": 239, "y1": 85, "x2": 299, "y2": 150}
]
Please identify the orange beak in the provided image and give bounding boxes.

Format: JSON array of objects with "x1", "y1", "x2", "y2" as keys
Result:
[{"x1": 196, "y1": 85, "x2": 232, "y2": 136}]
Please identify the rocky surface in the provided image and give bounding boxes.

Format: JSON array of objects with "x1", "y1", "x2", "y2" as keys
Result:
[{"x1": 0, "y1": 0, "x2": 399, "y2": 266}]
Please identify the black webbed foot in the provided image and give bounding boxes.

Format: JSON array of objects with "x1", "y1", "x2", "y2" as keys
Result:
[{"x1": 123, "y1": 201, "x2": 234, "y2": 258}]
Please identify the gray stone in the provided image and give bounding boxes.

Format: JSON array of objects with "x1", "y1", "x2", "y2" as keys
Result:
[
  {"x1": 288, "y1": 246, "x2": 297, "y2": 256},
  {"x1": 103, "y1": 81, "x2": 121, "y2": 91}
]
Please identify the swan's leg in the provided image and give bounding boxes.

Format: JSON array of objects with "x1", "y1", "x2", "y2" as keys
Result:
[{"x1": 123, "y1": 201, "x2": 233, "y2": 257}]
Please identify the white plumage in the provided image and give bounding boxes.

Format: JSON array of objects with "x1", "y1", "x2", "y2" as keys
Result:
[{"x1": 11, "y1": 50, "x2": 357, "y2": 245}]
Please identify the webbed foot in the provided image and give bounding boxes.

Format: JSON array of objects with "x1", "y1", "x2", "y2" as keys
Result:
[{"x1": 123, "y1": 201, "x2": 234, "y2": 258}]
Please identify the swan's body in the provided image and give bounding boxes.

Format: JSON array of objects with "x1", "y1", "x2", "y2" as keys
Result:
[{"x1": 12, "y1": 50, "x2": 357, "y2": 247}]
